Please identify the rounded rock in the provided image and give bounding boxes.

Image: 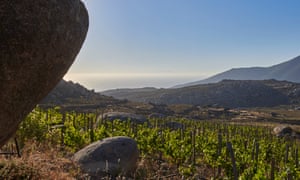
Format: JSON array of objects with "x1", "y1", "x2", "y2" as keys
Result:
[
  {"x1": 0, "y1": 0, "x2": 89, "y2": 147},
  {"x1": 73, "y1": 136, "x2": 139, "y2": 178}
]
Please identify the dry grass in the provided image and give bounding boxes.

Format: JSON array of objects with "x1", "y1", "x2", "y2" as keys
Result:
[
  {"x1": 0, "y1": 141, "x2": 189, "y2": 180},
  {"x1": 134, "y1": 157, "x2": 180, "y2": 179},
  {"x1": 0, "y1": 141, "x2": 84, "y2": 180},
  {"x1": 0, "y1": 142, "x2": 213, "y2": 179}
]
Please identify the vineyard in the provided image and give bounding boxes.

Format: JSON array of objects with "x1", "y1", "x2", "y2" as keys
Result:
[{"x1": 3, "y1": 107, "x2": 300, "y2": 179}]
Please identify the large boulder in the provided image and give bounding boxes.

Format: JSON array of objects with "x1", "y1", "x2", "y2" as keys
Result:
[
  {"x1": 73, "y1": 136, "x2": 139, "y2": 178},
  {"x1": 0, "y1": 0, "x2": 88, "y2": 147}
]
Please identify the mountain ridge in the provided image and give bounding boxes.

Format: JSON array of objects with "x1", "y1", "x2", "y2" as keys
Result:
[{"x1": 174, "y1": 55, "x2": 300, "y2": 88}]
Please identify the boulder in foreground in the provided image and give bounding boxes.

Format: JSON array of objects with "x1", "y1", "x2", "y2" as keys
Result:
[
  {"x1": 73, "y1": 136, "x2": 139, "y2": 178},
  {"x1": 0, "y1": 0, "x2": 88, "y2": 147}
]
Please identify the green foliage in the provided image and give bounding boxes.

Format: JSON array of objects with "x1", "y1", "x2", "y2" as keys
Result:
[
  {"x1": 17, "y1": 108, "x2": 48, "y2": 147},
  {"x1": 16, "y1": 107, "x2": 300, "y2": 179}
]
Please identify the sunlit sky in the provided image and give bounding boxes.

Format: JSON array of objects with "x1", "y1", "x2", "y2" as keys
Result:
[{"x1": 64, "y1": 0, "x2": 300, "y2": 91}]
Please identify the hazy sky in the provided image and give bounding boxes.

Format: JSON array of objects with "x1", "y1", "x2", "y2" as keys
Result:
[{"x1": 64, "y1": 0, "x2": 300, "y2": 91}]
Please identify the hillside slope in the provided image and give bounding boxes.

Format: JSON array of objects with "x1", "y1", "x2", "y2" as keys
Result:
[
  {"x1": 101, "y1": 80, "x2": 300, "y2": 108},
  {"x1": 39, "y1": 80, "x2": 173, "y2": 115},
  {"x1": 175, "y1": 55, "x2": 300, "y2": 88},
  {"x1": 39, "y1": 80, "x2": 123, "y2": 111}
]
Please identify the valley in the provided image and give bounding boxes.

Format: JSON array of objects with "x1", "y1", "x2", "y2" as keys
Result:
[{"x1": 3, "y1": 56, "x2": 300, "y2": 179}]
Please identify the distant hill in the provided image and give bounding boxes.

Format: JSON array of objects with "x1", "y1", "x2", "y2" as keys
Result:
[
  {"x1": 174, "y1": 55, "x2": 300, "y2": 88},
  {"x1": 101, "y1": 87, "x2": 159, "y2": 101},
  {"x1": 40, "y1": 80, "x2": 124, "y2": 111},
  {"x1": 40, "y1": 80, "x2": 172, "y2": 115},
  {"x1": 101, "y1": 80, "x2": 300, "y2": 108}
]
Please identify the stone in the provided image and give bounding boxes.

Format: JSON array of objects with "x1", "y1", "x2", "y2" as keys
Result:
[
  {"x1": 73, "y1": 136, "x2": 139, "y2": 178},
  {"x1": 98, "y1": 112, "x2": 148, "y2": 124},
  {"x1": 273, "y1": 126, "x2": 300, "y2": 138},
  {"x1": 0, "y1": 0, "x2": 89, "y2": 147}
]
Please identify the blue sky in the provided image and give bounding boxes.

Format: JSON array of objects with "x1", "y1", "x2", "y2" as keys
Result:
[{"x1": 64, "y1": 0, "x2": 300, "y2": 91}]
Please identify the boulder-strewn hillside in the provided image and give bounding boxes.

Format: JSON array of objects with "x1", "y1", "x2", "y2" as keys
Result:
[
  {"x1": 175, "y1": 55, "x2": 300, "y2": 88},
  {"x1": 101, "y1": 80, "x2": 300, "y2": 108}
]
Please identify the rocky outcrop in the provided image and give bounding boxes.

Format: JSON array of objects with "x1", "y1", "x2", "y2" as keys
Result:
[
  {"x1": 0, "y1": 0, "x2": 89, "y2": 147},
  {"x1": 73, "y1": 136, "x2": 139, "y2": 178}
]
